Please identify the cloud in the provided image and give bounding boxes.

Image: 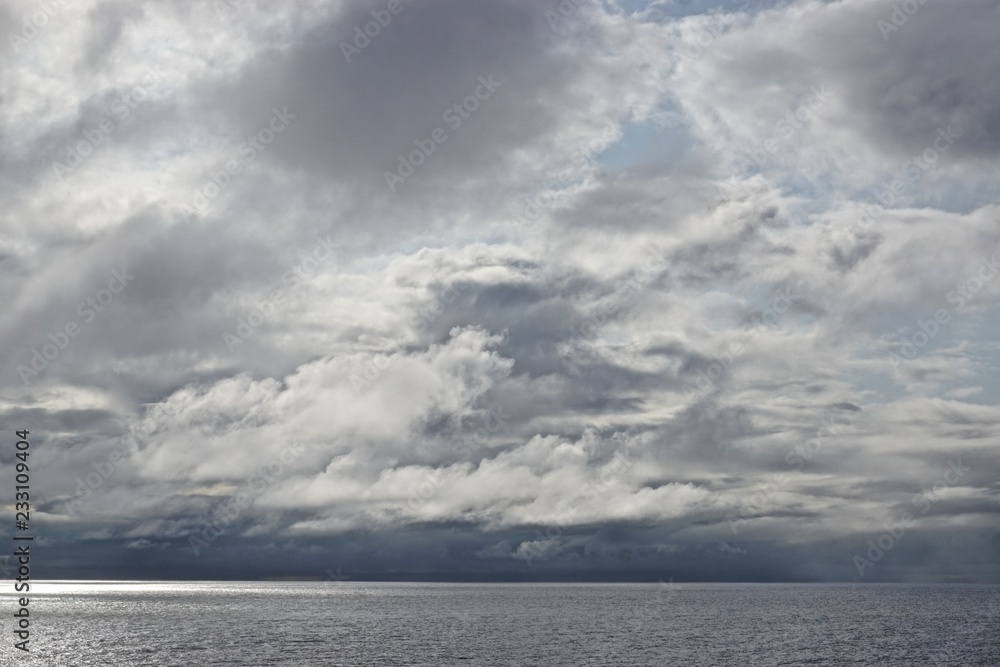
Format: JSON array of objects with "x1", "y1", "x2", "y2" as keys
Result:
[{"x1": 2, "y1": 0, "x2": 998, "y2": 583}]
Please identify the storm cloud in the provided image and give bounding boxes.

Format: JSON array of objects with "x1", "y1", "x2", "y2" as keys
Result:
[{"x1": 1, "y1": 0, "x2": 998, "y2": 583}]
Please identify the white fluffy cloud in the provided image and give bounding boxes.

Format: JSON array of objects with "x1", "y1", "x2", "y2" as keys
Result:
[{"x1": 2, "y1": 0, "x2": 998, "y2": 582}]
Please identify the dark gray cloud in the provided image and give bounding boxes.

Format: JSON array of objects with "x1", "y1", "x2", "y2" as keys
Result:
[{"x1": 0, "y1": 0, "x2": 998, "y2": 584}]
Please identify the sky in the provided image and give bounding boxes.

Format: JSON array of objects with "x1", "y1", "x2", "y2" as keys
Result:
[{"x1": 1, "y1": 0, "x2": 998, "y2": 583}]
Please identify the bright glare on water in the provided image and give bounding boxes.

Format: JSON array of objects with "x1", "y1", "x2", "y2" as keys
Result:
[{"x1": 1, "y1": 582, "x2": 998, "y2": 665}]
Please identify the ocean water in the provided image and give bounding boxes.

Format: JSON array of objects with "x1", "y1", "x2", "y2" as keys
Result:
[{"x1": 1, "y1": 582, "x2": 997, "y2": 666}]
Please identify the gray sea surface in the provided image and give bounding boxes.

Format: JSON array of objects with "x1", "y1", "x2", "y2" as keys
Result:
[{"x1": 1, "y1": 581, "x2": 998, "y2": 666}]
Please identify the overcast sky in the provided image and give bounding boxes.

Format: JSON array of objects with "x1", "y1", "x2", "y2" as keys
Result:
[{"x1": 2, "y1": 0, "x2": 998, "y2": 582}]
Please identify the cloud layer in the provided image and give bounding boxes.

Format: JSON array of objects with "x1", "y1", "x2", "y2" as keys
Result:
[{"x1": 2, "y1": 0, "x2": 998, "y2": 582}]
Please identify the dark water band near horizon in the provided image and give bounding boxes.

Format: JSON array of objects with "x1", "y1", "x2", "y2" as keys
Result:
[{"x1": 2, "y1": 581, "x2": 998, "y2": 665}]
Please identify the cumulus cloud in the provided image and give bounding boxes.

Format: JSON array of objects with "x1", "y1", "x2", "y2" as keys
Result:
[{"x1": 1, "y1": 0, "x2": 998, "y2": 583}]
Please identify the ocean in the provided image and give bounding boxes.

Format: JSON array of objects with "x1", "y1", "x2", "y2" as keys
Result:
[{"x1": 1, "y1": 582, "x2": 997, "y2": 665}]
